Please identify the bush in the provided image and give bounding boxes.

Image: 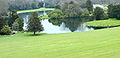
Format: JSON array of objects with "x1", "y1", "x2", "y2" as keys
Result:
[
  {"x1": 12, "y1": 22, "x2": 19, "y2": 31},
  {"x1": 15, "y1": 17, "x2": 24, "y2": 31},
  {"x1": 48, "y1": 9, "x2": 65, "y2": 19},
  {"x1": 1, "y1": 25, "x2": 11, "y2": 35}
]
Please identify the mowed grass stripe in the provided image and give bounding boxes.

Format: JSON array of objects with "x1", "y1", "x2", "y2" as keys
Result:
[{"x1": 0, "y1": 27, "x2": 120, "y2": 58}]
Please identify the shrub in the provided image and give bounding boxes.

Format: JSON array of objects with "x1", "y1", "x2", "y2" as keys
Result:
[
  {"x1": 1, "y1": 25, "x2": 11, "y2": 35},
  {"x1": 12, "y1": 22, "x2": 19, "y2": 31},
  {"x1": 48, "y1": 9, "x2": 65, "y2": 19}
]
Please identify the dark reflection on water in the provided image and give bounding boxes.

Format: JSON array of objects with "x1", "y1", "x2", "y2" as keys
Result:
[{"x1": 19, "y1": 11, "x2": 94, "y2": 34}]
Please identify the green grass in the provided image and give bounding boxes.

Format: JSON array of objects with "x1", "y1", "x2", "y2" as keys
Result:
[
  {"x1": 17, "y1": 8, "x2": 55, "y2": 14},
  {"x1": 85, "y1": 18, "x2": 120, "y2": 27},
  {"x1": 0, "y1": 27, "x2": 120, "y2": 58}
]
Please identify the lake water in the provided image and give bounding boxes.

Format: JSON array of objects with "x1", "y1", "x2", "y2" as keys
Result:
[{"x1": 19, "y1": 11, "x2": 94, "y2": 34}]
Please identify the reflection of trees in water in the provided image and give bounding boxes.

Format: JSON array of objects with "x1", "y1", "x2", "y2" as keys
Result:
[
  {"x1": 63, "y1": 18, "x2": 82, "y2": 32},
  {"x1": 49, "y1": 19, "x2": 63, "y2": 26},
  {"x1": 49, "y1": 18, "x2": 83, "y2": 32}
]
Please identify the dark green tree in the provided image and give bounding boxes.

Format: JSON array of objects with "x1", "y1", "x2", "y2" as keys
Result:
[
  {"x1": 15, "y1": 17, "x2": 23, "y2": 31},
  {"x1": 86, "y1": 0, "x2": 93, "y2": 13},
  {"x1": 8, "y1": 10, "x2": 19, "y2": 27},
  {"x1": 28, "y1": 12, "x2": 44, "y2": 35},
  {"x1": 94, "y1": 7, "x2": 106, "y2": 20},
  {"x1": 108, "y1": 4, "x2": 120, "y2": 19}
]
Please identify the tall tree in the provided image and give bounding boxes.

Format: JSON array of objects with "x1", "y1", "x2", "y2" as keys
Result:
[
  {"x1": 28, "y1": 12, "x2": 44, "y2": 35},
  {"x1": 86, "y1": 0, "x2": 93, "y2": 13}
]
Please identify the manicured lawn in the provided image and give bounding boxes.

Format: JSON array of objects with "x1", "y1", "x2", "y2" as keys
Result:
[
  {"x1": 85, "y1": 18, "x2": 120, "y2": 27},
  {"x1": 0, "y1": 27, "x2": 120, "y2": 58},
  {"x1": 17, "y1": 8, "x2": 55, "y2": 14}
]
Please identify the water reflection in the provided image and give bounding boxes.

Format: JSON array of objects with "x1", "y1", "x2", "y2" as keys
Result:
[
  {"x1": 48, "y1": 18, "x2": 94, "y2": 33},
  {"x1": 19, "y1": 11, "x2": 94, "y2": 34}
]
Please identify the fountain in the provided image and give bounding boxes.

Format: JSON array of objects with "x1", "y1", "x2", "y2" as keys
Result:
[{"x1": 42, "y1": 0, "x2": 47, "y2": 15}]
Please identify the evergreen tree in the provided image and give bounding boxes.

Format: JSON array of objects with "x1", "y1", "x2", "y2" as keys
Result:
[
  {"x1": 28, "y1": 12, "x2": 44, "y2": 35},
  {"x1": 86, "y1": 0, "x2": 93, "y2": 13}
]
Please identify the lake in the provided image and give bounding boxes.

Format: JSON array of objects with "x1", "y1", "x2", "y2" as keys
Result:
[{"x1": 19, "y1": 11, "x2": 94, "y2": 34}]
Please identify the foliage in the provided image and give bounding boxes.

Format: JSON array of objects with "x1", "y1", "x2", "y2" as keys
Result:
[
  {"x1": 81, "y1": 9, "x2": 90, "y2": 17},
  {"x1": 12, "y1": 22, "x2": 19, "y2": 31},
  {"x1": 28, "y1": 12, "x2": 44, "y2": 35},
  {"x1": 8, "y1": 0, "x2": 42, "y2": 11},
  {"x1": 60, "y1": 1, "x2": 83, "y2": 18},
  {"x1": 93, "y1": 7, "x2": 107, "y2": 20},
  {"x1": 48, "y1": 9, "x2": 65, "y2": 19},
  {"x1": 85, "y1": 18, "x2": 120, "y2": 27},
  {"x1": 15, "y1": 18, "x2": 24, "y2": 31},
  {"x1": 86, "y1": 0, "x2": 93, "y2": 13},
  {"x1": 108, "y1": 4, "x2": 120, "y2": 19},
  {"x1": 8, "y1": 10, "x2": 19, "y2": 27},
  {"x1": 1, "y1": 25, "x2": 11, "y2": 35}
]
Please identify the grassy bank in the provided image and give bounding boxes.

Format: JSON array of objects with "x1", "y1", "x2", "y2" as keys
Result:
[
  {"x1": 0, "y1": 27, "x2": 120, "y2": 58},
  {"x1": 17, "y1": 8, "x2": 55, "y2": 14},
  {"x1": 85, "y1": 18, "x2": 120, "y2": 28}
]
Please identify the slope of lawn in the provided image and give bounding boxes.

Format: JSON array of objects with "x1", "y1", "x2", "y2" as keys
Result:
[
  {"x1": 0, "y1": 27, "x2": 120, "y2": 58},
  {"x1": 17, "y1": 8, "x2": 55, "y2": 14},
  {"x1": 85, "y1": 18, "x2": 120, "y2": 28}
]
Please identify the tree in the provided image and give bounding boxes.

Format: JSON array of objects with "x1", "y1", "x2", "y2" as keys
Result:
[
  {"x1": 15, "y1": 18, "x2": 24, "y2": 31},
  {"x1": 12, "y1": 22, "x2": 19, "y2": 31},
  {"x1": 8, "y1": 10, "x2": 19, "y2": 27},
  {"x1": 108, "y1": 4, "x2": 120, "y2": 19},
  {"x1": 1, "y1": 25, "x2": 11, "y2": 35},
  {"x1": 28, "y1": 12, "x2": 44, "y2": 35},
  {"x1": 93, "y1": 7, "x2": 106, "y2": 20},
  {"x1": 86, "y1": 0, "x2": 93, "y2": 13},
  {"x1": 60, "y1": 1, "x2": 83, "y2": 18}
]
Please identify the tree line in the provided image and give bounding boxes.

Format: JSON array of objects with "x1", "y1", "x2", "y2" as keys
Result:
[{"x1": 48, "y1": 0, "x2": 120, "y2": 20}]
